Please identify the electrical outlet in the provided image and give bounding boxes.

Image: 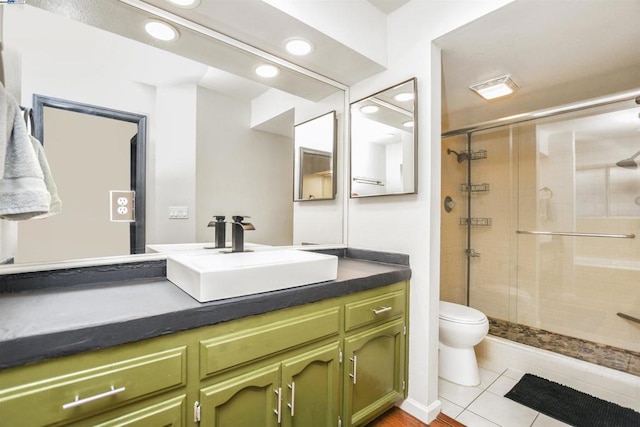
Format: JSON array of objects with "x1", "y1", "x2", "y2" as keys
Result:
[
  {"x1": 110, "y1": 190, "x2": 135, "y2": 222},
  {"x1": 169, "y1": 206, "x2": 189, "y2": 219}
]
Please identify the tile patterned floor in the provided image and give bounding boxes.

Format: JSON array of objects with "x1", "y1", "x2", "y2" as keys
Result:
[
  {"x1": 439, "y1": 368, "x2": 573, "y2": 426},
  {"x1": 488, "y1": 317, "x2": 640, "y2": 376}
]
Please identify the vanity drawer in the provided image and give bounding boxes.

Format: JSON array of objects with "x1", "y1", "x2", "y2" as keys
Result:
[
  {"x1": 0, "y1": 346, "x2": 187, "y2": 427},
  {"x1": 345, "y1": 290, "x2": 405, "y2": 331},
  {"x1": 200, "y1": 306, "x2": 340, "y2": 378},
  {"x1": 92, "y1": 395, "x2": 186, "y2": 427}
]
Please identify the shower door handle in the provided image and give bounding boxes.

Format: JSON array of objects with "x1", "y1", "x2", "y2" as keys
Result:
[
  {"x1": 516, "y1": 230, "x2": 635, "y2": 239},
  {"x1": 617, "y1": 312, "x2": 640, "y2": 324}
]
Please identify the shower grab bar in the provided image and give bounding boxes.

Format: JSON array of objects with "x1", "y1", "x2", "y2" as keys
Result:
[
  {"x1": 617, "y1": 312, "x2": 640, "y2": 324},
  {"x1": 516, "y1": 230, "x2": 635, "y2": 239}
]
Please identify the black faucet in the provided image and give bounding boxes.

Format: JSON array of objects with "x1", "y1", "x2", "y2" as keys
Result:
[
  {"x1": 231, "y1": 216, "x2": 255, "y2": 253},
  {"x1": 207, "y1": 215, "x2": 227, "y2": 249}
]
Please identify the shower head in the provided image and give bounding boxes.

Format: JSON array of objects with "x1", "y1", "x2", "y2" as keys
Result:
[
  {"x1": 616, "y1": 150, "x2": 640, "y2": 169},
  {"x1": 447, "y1": 148, "x2": 469, "y2": 163}
]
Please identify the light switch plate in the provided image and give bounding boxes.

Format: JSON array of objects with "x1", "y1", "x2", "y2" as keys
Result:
[
  {"x1": 110, "y1": 190, "x2": 135, "y2": 222},
  {"x1": 169, "y1": 206, "x2": 189, "y2": 219}
]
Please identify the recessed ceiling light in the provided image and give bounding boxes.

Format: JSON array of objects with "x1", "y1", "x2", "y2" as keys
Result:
[
  {"x1": 469, "y1": 75, "x2": 518, "y2": 100},
  {"x1": 255, "y1": 64, "x2": 280, "y2": 78},
  {"x1": 145, "y1": 20, "x2": 179, "y2": 41},
  {"x1": 285, "y1": 38, "x2": 314, "y2": 56},
  {"x1": 393, "y1": 92, "x2": 414, "y2": 102},
  {"x1": 402, "y1": 120, "x2": 414, "y2": 128},
  {"x1": 165, "y1": 0, "x2": 201, "y2": 8},
  {"x1": 360, "y1": 105, "x2": 380, "y2": 114}
]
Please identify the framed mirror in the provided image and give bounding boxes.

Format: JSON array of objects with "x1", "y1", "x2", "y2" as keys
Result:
[
  {"x1": 294, "y1": 111, "x2": 337, "y2": 201},
  {"x1": 350, "y1": 78, "x2": 417, "y2": 198},
  {"x1": 0, "y1": 1, "x2": 346, "y2": 269}
]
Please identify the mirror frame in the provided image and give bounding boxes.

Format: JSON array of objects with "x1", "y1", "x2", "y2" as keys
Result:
[
  {"x1": 33, "y1": 94, "x2": 148, "y2": 254},
  {"x1": 349, "y1": 78, "x2": 418, "y2": 198},
  {"x1": 293, "y1": 110, "x2": 337, "y2": 202}
]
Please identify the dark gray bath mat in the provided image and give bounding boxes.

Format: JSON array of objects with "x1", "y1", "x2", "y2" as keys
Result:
[{"x1": 505, "y1": 373, "x2": 640, "y2": 427}]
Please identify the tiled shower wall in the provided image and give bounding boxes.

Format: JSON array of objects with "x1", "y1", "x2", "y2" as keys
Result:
[{"x1": 441, "y1": 118, "x2": 640, "y2": 358}]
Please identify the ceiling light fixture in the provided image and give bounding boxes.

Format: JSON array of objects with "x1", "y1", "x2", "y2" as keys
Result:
[
  {"x1": 165, "y1": 0, "x2": 201, "y2": 8},
  {"x1": 285, "y1": 38, "x2": 314, "y2": 56},
  {"x1": 255, "y1": 64, "x2": 280, "y2": 78},
  {"x1": 394, "y1": 92, "x2": 414, "y2": 102},
  {"x1": 402, "y1": 120, "x2": 414, "y2": 128},
  {"x1": 469, "y1": 75, "x2": 518, "y2": 100},
  {"x1": 360, "y1": 105, "x2": 380, "y2": 114},
  {"x1": 145, "y1": 20, "x2": 179, "y2": 41}
]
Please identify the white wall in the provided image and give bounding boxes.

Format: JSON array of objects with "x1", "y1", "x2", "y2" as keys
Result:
[
  {"x1": 293, "y1": 90, "x2": 345, "y2": 245},
  {"x1": 152, "y1": 84, "x2": 198, "y2": 245},
  {"x1": 195, "y1": 86, "x2": 293, "y2": 246},
  {"x1": 347, "y1": 0, "x2": 514, "y2": 422}
]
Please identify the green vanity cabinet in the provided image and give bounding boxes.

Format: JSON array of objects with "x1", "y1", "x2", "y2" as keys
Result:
[
  {"x1": 199, "y1": 342, "x2": 341, "y2": 427},
  {"x1": 199, "y1": 363, "x2": 282, "y2": 427},
  {"x1": 0, "y1": 280, "x2": 408, "y2": 427},
  {"x1": 343, "y1": 319, "x2": 406, "y2": 427},
  {"x1": 0, "y1": 346, "x2": 188, "y2": 427},
  {"x1": 91, "y1": 395, "x2": 187, "y2": 427},
  {"x1": 280, "y1": 342, "x2": 341, "y2": 427}
]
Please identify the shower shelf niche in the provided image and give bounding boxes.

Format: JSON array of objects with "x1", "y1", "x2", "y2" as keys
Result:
[
  {"x1": 461, "y1": 183, "x2": 490, "y2": 193},
  {"x1": 463, "y1": 149, "x2": 488, "y2": 160},
  {"x1": 459, "y1": 217, "x2": 492, "y2": 227}
]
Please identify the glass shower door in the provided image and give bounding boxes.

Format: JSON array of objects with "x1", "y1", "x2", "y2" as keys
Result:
[{"x1": 513, "y1": 99, "x2": 640, "y2": 367}]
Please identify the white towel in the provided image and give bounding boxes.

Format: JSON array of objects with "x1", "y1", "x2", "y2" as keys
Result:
[
  {"x1": 30, "y1": 134, "x2": 62, "y2": 218},
  {"x1": 0, "y1": 85, "x2": 51, "y2": 220}
]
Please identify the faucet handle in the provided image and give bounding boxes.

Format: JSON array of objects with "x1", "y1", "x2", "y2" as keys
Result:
[
  {"x1": 232, "y1": 215, "x2": 251, "y2": 222},
  {"x1": 208, "y1": 215, "x2": 226, "y2": 227}
]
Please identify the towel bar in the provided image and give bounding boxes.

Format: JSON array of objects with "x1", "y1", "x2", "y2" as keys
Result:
[{"x1": 516, "y1": 230, "x2": 635, "y2": 239}]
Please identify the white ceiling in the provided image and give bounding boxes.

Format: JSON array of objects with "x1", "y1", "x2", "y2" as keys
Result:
[
  {"x1": 366, "y1": 0, "x2": 410, "y2": 15},
  {"x1": 20, "y1": 0, "x2": 639, "y2": 134},
  {"x1": 23, "y1": 0, "x2": 399, "y2": 101},
  {"x1": 436, "y1": 0, "x2": 640, "y2": 131}
]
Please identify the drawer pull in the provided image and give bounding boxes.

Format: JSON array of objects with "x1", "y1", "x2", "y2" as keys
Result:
[
  {"x1": 62, "y1": 386, "x2": 126, "y2": 410},
  {"x1": 372, "y1": 306, "x2": 392, "y2": 315}
]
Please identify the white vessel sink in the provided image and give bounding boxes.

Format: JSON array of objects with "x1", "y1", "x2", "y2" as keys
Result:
[{"x1": 166, "y1": 249, "x2": 338, "y2": 302}]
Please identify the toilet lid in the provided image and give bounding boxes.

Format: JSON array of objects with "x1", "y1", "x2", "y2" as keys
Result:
[{"x1": 439, "y1": 301, "x2": 487, "y2": 324}]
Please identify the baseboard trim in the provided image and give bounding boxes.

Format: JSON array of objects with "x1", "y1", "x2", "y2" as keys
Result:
[{"x1": 399, "y1": 397, "x2": 442, "y2": 424}]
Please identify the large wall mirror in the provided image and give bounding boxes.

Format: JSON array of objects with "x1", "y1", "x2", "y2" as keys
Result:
[
  {"x1": 294, "y1": 111, "x2": 337, "y2": 201},
  {"x1": 0, "y1": 0, "x2": 346, "y2": 270},
  {"x1": 350, "y1": 78, "x2": 417, "y2": 198}
]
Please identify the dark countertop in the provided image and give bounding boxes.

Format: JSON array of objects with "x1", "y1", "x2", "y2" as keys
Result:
[{"x1": 0, "y1": 249, "x2": 410, "y2": 369}]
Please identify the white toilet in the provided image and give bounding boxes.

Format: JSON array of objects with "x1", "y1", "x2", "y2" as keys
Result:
[{"x1": 438, "y1": 301, "x2": 489, "y2": 386}]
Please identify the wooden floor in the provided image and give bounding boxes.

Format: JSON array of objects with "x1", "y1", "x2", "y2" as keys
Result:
[{"x1": 366, "y1": 407, "x2": 466, "y2": 427}]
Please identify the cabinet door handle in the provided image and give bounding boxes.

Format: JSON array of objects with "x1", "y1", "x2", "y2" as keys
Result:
[
  {"x1": 62, "y1": 386, "x2": 126, "y2": 410},
  {"x1": 287, "y1": 382, "x2": 296, "y2": 416},
  {"x1": 274, "y1": 387, "x2": 282, "y2": 423},
  {"x1": 349, "y1": 355, "x2": 358, "y2": 384},
  {"x1": 372, "y1": 306, "x2": 392, "y2": 315}
]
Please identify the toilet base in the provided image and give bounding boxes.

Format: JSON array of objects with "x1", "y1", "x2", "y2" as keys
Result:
[{"x1": 438, "y1": 343, "x2": 481, "y2": 386}]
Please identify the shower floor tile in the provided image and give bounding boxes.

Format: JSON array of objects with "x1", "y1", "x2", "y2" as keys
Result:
[{"x1": 487, "y1": 317, "x2": 639, "y2": 377}]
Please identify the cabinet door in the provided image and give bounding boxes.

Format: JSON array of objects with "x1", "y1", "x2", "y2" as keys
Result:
[
  {"x1": 281, "y1": 342, "x2": 341, "y2": 427},
  {"x1": 199, "y1": 364, "x2": 281, "y2": 427},
  {"x1": 343, "y1": 319, "x2": 405, "y2": 427}
]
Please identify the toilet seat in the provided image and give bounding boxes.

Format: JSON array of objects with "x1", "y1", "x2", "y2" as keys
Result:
[{"x1": 439, "y1": 301, "x2": 487, "y2": 325}]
